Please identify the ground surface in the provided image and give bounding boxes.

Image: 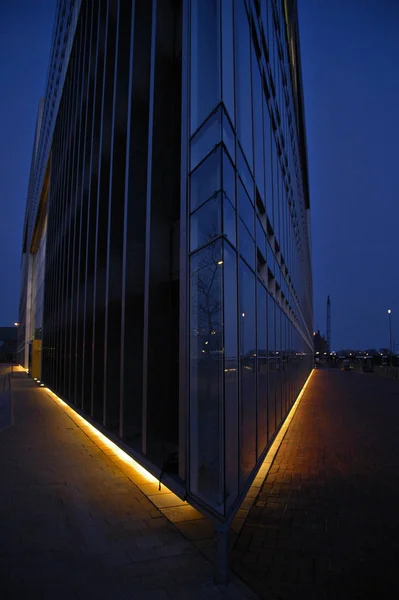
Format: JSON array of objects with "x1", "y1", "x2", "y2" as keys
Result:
[
  {"x1": 2, "y1": 367, "x2": 399, "y2": 599},
  {"x1": 231, "y1": 369, "x2": 399, "y2": 599},
  {"x1": 0, "y1": 372, "x2": 256, "y2": 600}
]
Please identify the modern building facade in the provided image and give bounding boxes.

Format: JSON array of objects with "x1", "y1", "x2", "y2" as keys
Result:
[{"x1": 19, "y1": 0, "x2": 313, "y2": 524}]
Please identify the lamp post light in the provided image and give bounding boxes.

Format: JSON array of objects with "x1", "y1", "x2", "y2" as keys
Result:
[
  {"x1": 388, "y1": 310, "x2": 392, "y2": 356},
  {"x1": 12, "y1": 322, "x2": 20, "y2": 375}
]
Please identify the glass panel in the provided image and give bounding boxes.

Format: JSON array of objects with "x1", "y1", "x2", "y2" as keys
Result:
[
  {"x1": 251, "y1": 48, "x2": 265, "y2": 205},
  {"x1": 275, "y1": 260, "x2": 281, "y2": 286},
  {"x1": 238, "y1": 146, "x2": 254, "y2": 202},
  {"x1": 238, "y1": 179, "x2": 254, "y2": 235},
  {"x1": 281, "y1": 313, "x2": 287, "y2": 416},
  {"x1": 190, "y1": 147, "x2": 221, "y2": 212},
  {"x1": 256, "y1": 218, "x2": 266, "y2": 261},
  {"x1": 239, "y1": 260, "x2": 256, "y2": 484},
  {"x1": 221, "y1": 0, "x2": 235, "y2": 124},
  {"x1": 275, "y1": 305, "x2": 282, "y2": 426},
  {"x1": 189, "y1": 240, "x2": 224, "y2": 512},
  {"x1": 257, "y1": 281, "x2": 267, "y2": 456},
  {"x1": 222, "y1": 110, "x2": 235, "y2": 160},
  {"x1": 190, "y1": 194, "x2": 222, "y2": 251},
  {"x1": 224, "y1": 242, "x2": 238, "y2": 510},
  {"x1": 279, "y1": 168, "x2": 283, "y2": 246},
  {"x1": 190, "y1": 108, "x2": 221, "y2": 171},
  {"x1": 234, "y1": 0, "x2": 253, "y2": 171},
  {"x1": 268, "y1": 293, "x2": 276, "y2": 439},
  {"x1": 287, "y1": 320, "x2": 293, "y2": 409},
  {"x1": 223, "y1": 197, "x2": 236, "y2": 246},
  {"x1": 239, "y1": 220, "x2": 255, "y2": 269},
  {"x1": 267, "y1": 242, "x2": 276, "y2": 275},
  {"x1": 223, "y1": 150, "x2": 235, "y2": 207},
  {"x1": 190, "y1": 0, "x2": 221, "y2": 133},
  {"x1": 264, "y1": 100, "x2": 273, "y2": 228}
]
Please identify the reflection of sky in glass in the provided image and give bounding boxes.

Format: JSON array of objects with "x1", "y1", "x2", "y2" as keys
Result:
[
  {"x1": 190, "y1": 148, "x2": 221, "y2": 212},
  {"x1": 190, "y1": 0, "x2": 220, "y2": 133}
]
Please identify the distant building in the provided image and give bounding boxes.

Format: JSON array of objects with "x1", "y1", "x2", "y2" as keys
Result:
[
  {"x1": 18, "y1": 0, "x2": 313, "y2": 524},
  {"x1": 314, "y1": 330, "x2": 327, "y2": 355},
  {"x1": 0, "y1": 327, "x2": 17, "y2": 362}
]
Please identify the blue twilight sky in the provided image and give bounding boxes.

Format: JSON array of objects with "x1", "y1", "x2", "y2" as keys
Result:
[
  {"x1": 298, "y1": 0, "x2": 399, "y2": 350},
  {"x1": 0, "y1": 1, "x2": 398, "y2": 351},
  {"x1": 0, "y1": 0, "x2": 56, "y2": 326}
]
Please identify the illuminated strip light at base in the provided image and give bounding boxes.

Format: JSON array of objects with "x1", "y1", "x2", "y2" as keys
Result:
[
  {"x1": 262, "y1": 367, "x2": 314, "y2": 462},
  {"x1": 231, "y1": 369, "x2": 315, "y2": 533},
  {"x1": 44, "y1": 387, "x2": 158, "y2": 484},
  {"x1": 42, "y1": 371, "x2": 314, "y2": 529}
]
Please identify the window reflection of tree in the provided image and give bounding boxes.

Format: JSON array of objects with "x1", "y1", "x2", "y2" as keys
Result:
[
  {"x1": 191, "y1": 241, "x2": 223, "y2": 507},
  {"x1": 193, "y1": 242, "x2": 222, "y2": 347}
]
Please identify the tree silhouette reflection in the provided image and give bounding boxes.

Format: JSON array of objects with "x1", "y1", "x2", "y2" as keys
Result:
[{"x1": 189, "y1": 239, "x2": 223, "y2": 510}]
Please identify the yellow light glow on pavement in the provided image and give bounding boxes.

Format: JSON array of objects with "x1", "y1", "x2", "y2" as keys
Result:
[
  {"x1": 259, "y1": 368, "x2": 314, "y2": 466},
  {"x1": 44, "y1": 387, "x2": 158, "y2": 484},
  {"x1": 231, "y1": 368, "x2": 315, "y2": 534}
]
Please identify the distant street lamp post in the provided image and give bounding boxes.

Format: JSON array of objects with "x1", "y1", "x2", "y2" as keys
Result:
[
  {"x1": 388, "y1": 310, "x2": 392, "y2": 355},
  {"x1": 11, "y1": 322, "x2": 19, "y2": 375}
]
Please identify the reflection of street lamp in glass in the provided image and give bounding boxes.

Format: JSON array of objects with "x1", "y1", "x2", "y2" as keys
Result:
[
  {"x1": 240, "y1": 312, "x2": 246, "y2": 359},
  {"x1": 388, "y1": 310, "x2": 392, "y2": 354}
]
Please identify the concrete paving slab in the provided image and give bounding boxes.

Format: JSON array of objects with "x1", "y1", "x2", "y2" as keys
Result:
[{"x1": 0, "y1": 373, "x2": 257, "y2": 599}]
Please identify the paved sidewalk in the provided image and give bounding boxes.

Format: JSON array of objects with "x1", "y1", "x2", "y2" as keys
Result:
[
  {"x1": 0, "y1": 373, "x2": 257, "y2": 600},
  {"x1": 232, "y1": 369, "x2": 399, "y2": 600}
]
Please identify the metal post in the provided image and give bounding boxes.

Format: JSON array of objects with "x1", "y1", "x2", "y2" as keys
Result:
[
  {"x1": 388, "y1": 310, "x2": 392, "y2": 355},
  {"x1": 214, "y1": 523, "x2": 229, "y2": 585}
]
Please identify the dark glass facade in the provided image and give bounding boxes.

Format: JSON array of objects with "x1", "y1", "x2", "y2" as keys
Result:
[{"x1": 19, "y1": 0, "x2": 312, "y2": 524}]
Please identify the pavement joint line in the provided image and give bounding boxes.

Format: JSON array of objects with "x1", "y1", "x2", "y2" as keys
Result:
[
  {"x1": 6, "y1": 369, "x2": 261, "y2": 597},
  {"x1": 43, "y1": 386, "x2": 159, "y2": 483},
  {"x1": 230, "y1": 369, "x2": 315, "y2": 536},
  {"x1": 39, "y1": 387, "x2": 210, "y2": 535},
  {"x1": 13, "y1": 370, "x2": 312, "y2": 577}
]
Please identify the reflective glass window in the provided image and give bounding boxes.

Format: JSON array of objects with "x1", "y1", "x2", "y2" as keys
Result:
[
  {"x1": 275, "y1": 305, "x2": 282, "y2": 425},
  {"x1": 238, "y1": 179, "x2": 254, "y2": 235},
  {"x1": 239, "y1": 219, "x2": 255, "y2": 269},
  {"x1": 251, "y1": 49, "x2": 265, "y2": 205},
  {"x1": 190, "y1": 0, "x2": 221, "y2": 133},
  {"x1": 190, "y1": 147, "x2": 222, "y2": 212},
  {"x1": 222, "y1": 110, "x2": 235, "y2": 160},
  {"x1": 223, "y1": 150, "x2": 235, "y2": 207},
  {"x1": 239, "y1": 260, "x2": 256, "y2": 483},
  {"x1": 268, "y1": 241, "x2": 275, "y2": 275},
  {"x1": 257, "y1": 281, "x2": 267, "y2": 455},
  {"x1": 281, "y1": 313, "x2": 287, "y2": 415},
  {"x1": 264, "y1": 102, "x2": 273, "y2": 229},
  {"x1": 223, "y1": 197, "x2": 236, "y2": 246},
  {"x1": 224, "y1": 242, "x2": 238, "y2": 509},
  {"x1": 234, "y1": 0, "x2": 253, "y2": 171},
  {"x1": 221, "y1": 0, "x2": 235, "y2": 124},
  {"x1": 256, "y1": 218, "x2": 267, "y2": 261},
  {"x1": 238, "y1": 146, "x2": 254, "y2": 201},
  {"x1": 191, "y1": 108, "x2": 221, "y2": 171},
  {"x1": 268, "y1": 293, "x2": 276, "y2": 439},
  {"x1": 190, "y1": 194, "x2": 222, "y2": 251},
  {"x1": 189, "y1": 240, "x2": 224, "y2": 511}
]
